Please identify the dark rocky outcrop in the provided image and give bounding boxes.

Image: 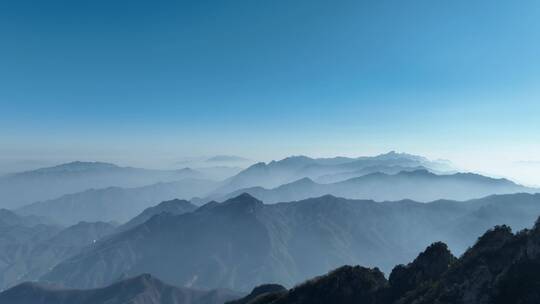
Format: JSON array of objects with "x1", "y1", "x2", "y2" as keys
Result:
[
  {"x1": 229, "y1": 216, "x2": 540, "y2": 304},
  {"x1": 226, "y1": 284, "x2": 286, "y2": 304}
]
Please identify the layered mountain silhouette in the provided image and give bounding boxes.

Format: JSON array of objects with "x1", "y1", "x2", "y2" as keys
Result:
[
  {"x1": 42, "y1": 192, "x2": 540, "y2": 291},
  {"x1": 17, "y1": 179, "x2": 216, "y2": 225},
  {"x1": 213, "y1": 152, "x2": 454, "y2": 194},
  {"x1": 314, "y1": 165, "x2": 430, "y2": 184},
  {"x1": 0, "y1": 161, "x2": 207, "y2": 209},
  {"x1": 0, "y1": 273, "x2": 242, "y2": 304},
  {"x1": 118, "y1": 199, "x2": 197, "y2": 232},
  {"x1": 6, "y1": 211, "x2": 540, "y2": 303},
  {"x1": 215, "y1": 170, "x2": 534, "y2": 203},
  {"x1": 227, "y1": 216, "x2": 540, "y2": 304},
  {"x1": 0, "y1": 209, "x2": 116, "y2": 290},
  {"x1": 5, "y1": 153, "x2": 520, "y2": 224}
]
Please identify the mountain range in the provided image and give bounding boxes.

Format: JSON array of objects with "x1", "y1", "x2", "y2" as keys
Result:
[
  {"x1": 213, "y1": 152, "x2": 454, "y2": 194},
  {"x1": 0, "y1": 273, "x2": 242, "y2": 304},
  {"x1": 41, "y1": 192, "x2": 540, "y2": 292},
  {"x1": 15, "y1": 166, "x2": 535, "y2": 226},
  {"x1": 7, "y1": 152, "x2": 511, "y2": 225},
  {"x1": 0, "y1": 162, "x2": 209, "y2": 209},
  {"x1": 17, "y1": 179, "x2": 216, "y2": 225},
  {"x1": 213, "y1": 169, "x2": 535, "y2": 203}
]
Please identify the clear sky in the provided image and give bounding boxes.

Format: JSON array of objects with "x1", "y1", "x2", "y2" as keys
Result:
[{"x1": 1, "y1": 0, "x2": 539, "y2": 184}]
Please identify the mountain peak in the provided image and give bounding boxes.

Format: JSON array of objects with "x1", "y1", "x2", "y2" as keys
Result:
[
  {"x1": 280, "y1": 155, "x2": 313, "y2": 162},
  {"x1": 270, "y1": 155, "x2": 314, "y2": 167},
  {"x1": 416, "y1": 242, "x2": 454, "y2": 263},
  {"x1": 280, "y1": 177, "x2": 316, "y2": 188},
  {"x1": 245, "y1": 162, "x2": 267, "y2": 170},
  {"x1": 397, "y1": 169, "x2": 433, "y2": 177},
  {"x1": 158, "y1": 198, "x2": 194, "y2": 209},
  {"x1": 296, "y1": 177, "x2": 315, "y2": 183},
  {"x1": 118, "y1": 198, "x2": 197, "y2": 232},
  {"x1": 280, "y1": 265, "x2": 387, "y2": 303},
  {"x1": 375, "y1": 151, "x2": 426, "y2": 161},
  {"x1": 220, "y1": 193, "x2": 264, "y2": 213},
  {"x1": 466, "y1": 225, "x2": 514, "y2": 254},
  {"x1": 224, "y1": 192, "x2": 262, "y2": 204},
  {"x1": 389, "y1": 242, "x2": 456, "y2": 297},
  {"x1": 26, "y1": 161, "x2": 120, "y2": 174}
]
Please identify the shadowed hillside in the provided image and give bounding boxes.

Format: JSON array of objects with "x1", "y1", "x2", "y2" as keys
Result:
[{"x1": 42, "y1": 193, "x2": 540, "y2": 291}]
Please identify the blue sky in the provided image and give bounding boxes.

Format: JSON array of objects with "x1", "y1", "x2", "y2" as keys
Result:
[{"x1": 1, "y1": 0, "x2": 539, "y2": 183}]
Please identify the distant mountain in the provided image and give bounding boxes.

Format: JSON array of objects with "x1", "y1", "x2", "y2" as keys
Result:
[
  {"x1": 0, "y1": 209, "x2": 116, "y2": 290},
  {"x1": 0, "y1": 273, "x2": 242, "y2": 304},
  {"x1": 42, "y1": 193, "x2": 540, "y2": 291},
  {"x1": 0, "y1": 161, "x2": 206, "y2": 209},
  {"x1": 214, "y1": 152, "x2": 454, "y2": 194},
  {"x1": 118, "y1": 199, "x2": 197, "y2": 232},
  {"x1": 314, "y1": 165, "x2": 430, "y2": 183},
  {"x1": 0, "y1": 153, "x2": 458, "y2": 210},
  {"x1": 17, "y1": 179, "x2": 218, "y2": 225},
  {"x1": 216, "y1": 169, "x2": 535, "y2": 203},
  {"x1": 227, "y1": 217, "x2": 540, "y2": 304}
]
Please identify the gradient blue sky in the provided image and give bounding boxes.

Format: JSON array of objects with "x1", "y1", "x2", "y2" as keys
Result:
[{"x1": 1, "y1": 0, "x2": 539, "y2": 183}]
